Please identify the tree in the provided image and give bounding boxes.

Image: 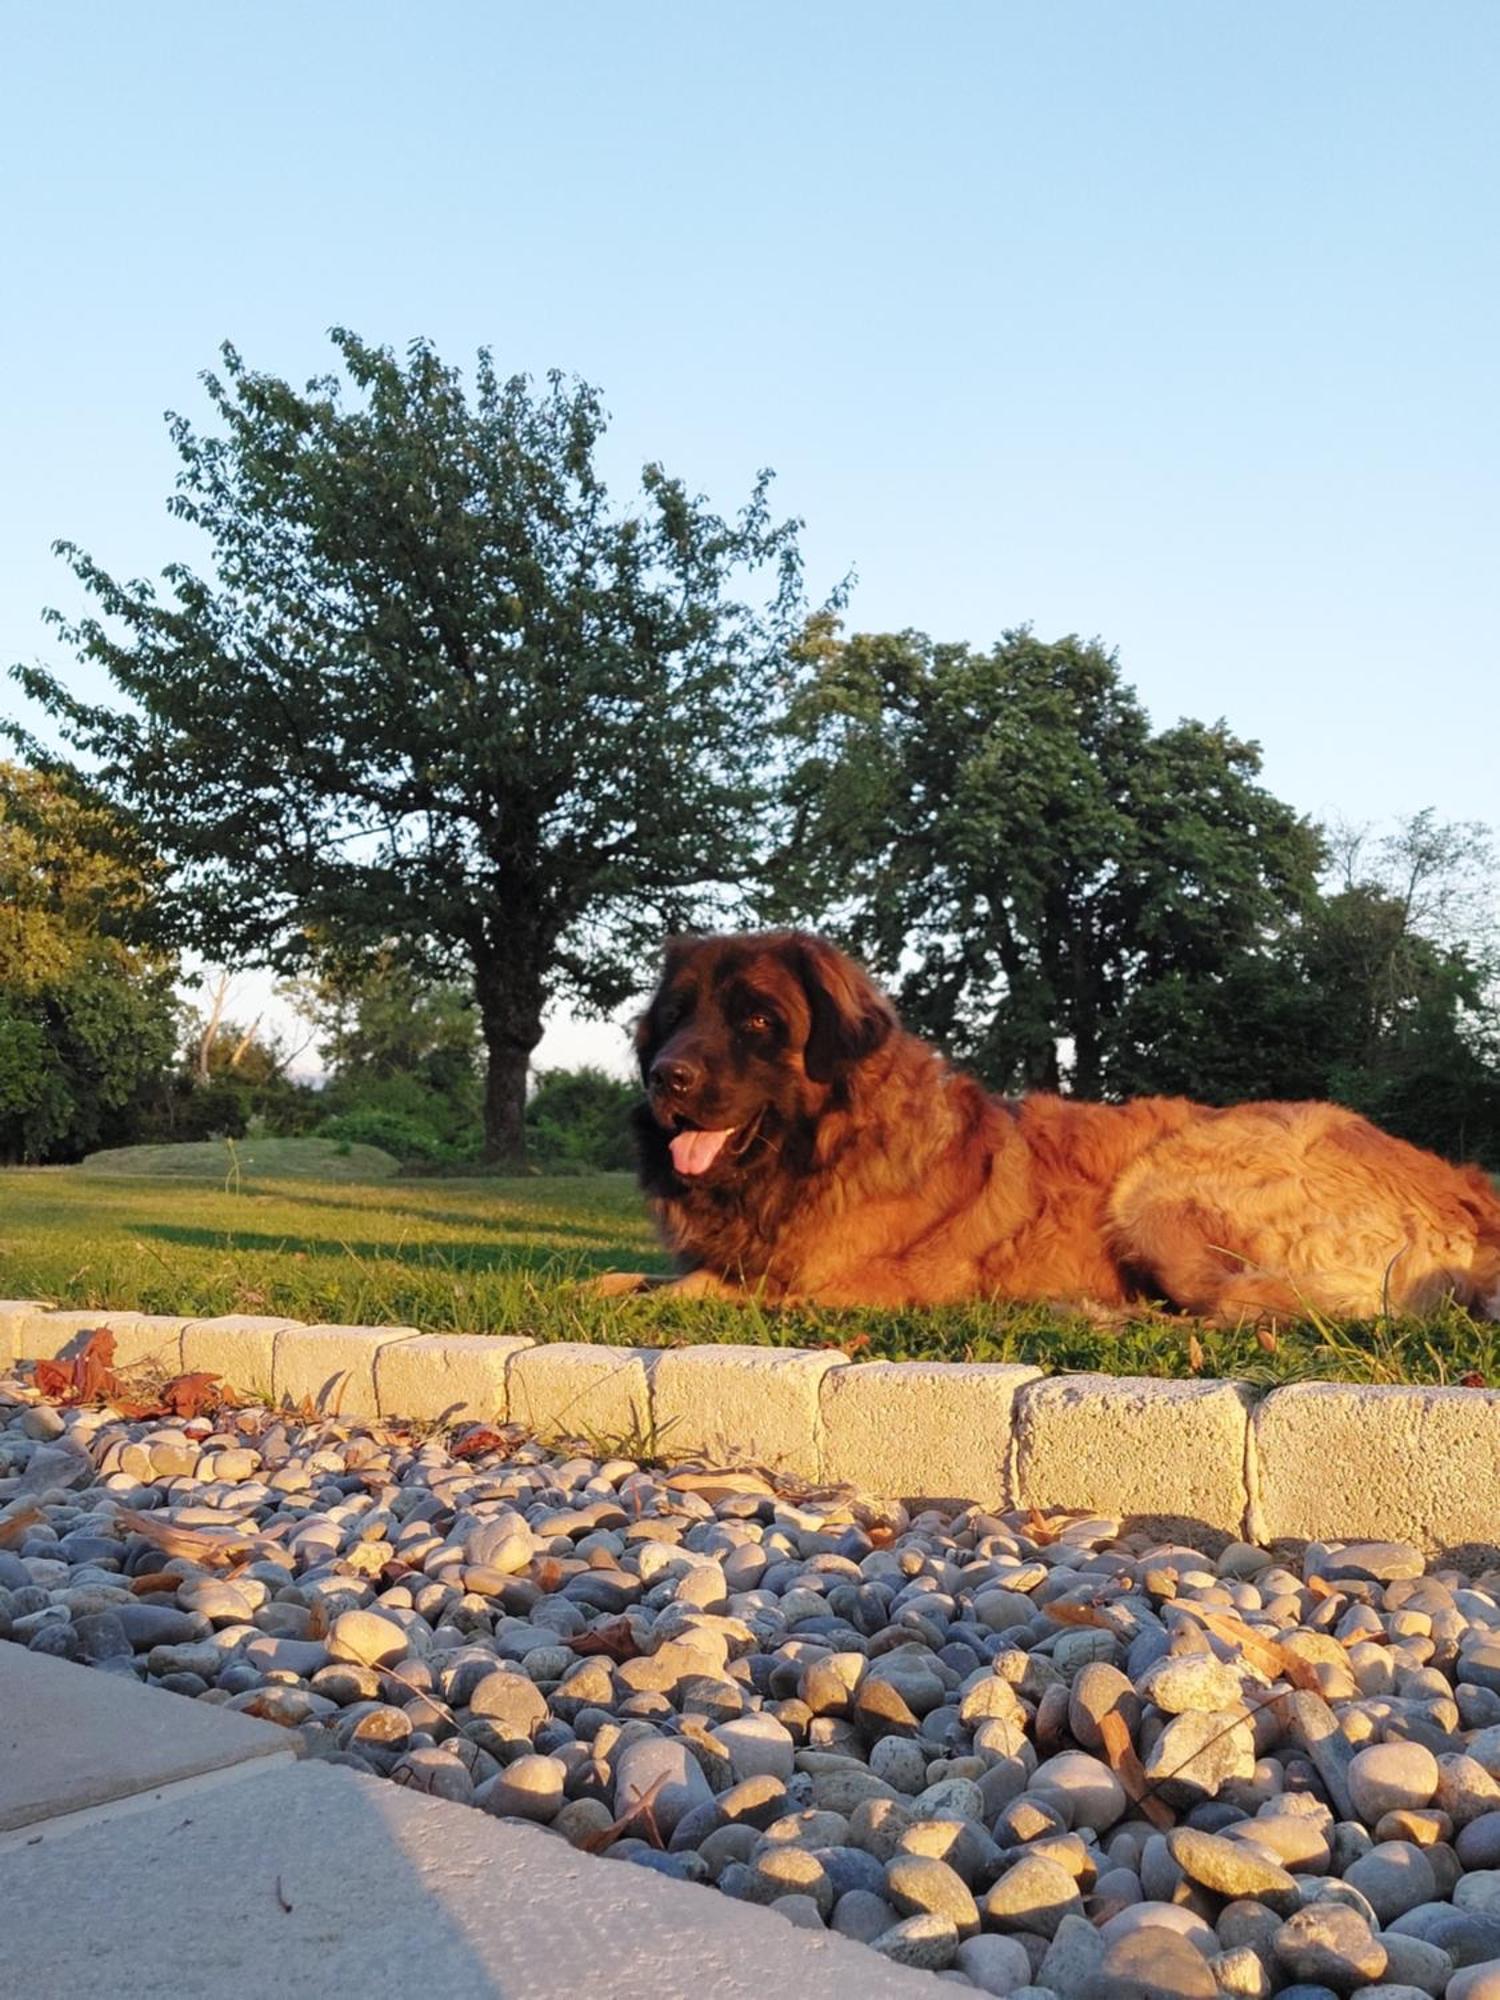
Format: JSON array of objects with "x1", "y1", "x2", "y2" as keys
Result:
[
  {"x1": 9, "y1": 332, "x2": 807, "y2": 1163},
  {"x1": 1101, "y1": 811, "x2": 1500, "y2": 1163},
  {"x1": 296, "y1": 948, "x2": 479, "y2": 1097},
  {"x1": 0, "y1": 761, "x2": 178, "y2": 1161},
  {"x1": 774, "y1": 621, "x2": 1324, "y2": 1095}
]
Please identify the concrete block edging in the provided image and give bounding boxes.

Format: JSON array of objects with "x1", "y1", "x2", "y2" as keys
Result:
[{"x1": 5, "y1": 1303, "x2": 1498, "y2": 1557}]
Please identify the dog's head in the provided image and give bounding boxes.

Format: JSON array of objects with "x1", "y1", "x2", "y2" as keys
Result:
[{"x1": 634, "y1": 930, "x2": 896, "y2": 1180}]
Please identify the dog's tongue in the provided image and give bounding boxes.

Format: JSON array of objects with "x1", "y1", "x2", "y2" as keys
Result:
[{"x1": 670, "y1": 1127, "x2": 735, "y2": 1176}]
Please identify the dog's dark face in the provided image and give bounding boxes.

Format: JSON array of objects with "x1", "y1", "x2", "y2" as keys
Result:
[{"x1": 634, "y1": 931, "x2": 895, "y2": 1183}]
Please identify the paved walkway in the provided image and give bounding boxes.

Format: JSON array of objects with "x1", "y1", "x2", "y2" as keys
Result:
[{"x1": 1, "y1": 1641, "x2": 942, "y2": 2000}]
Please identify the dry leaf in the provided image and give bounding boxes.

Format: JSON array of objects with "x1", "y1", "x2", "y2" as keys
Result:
[
  {"x1": 118, "y1": 1506, "x2": 258, "y2": 1567},
  {"x1": 1181, "y1": 1606, "x2": 1325, "y2": 1693},
  {"x1": 129, "y1": 1570, "x2": 183, "y2": 1595},
  {"x1": 564, "y1": 1617, "x2": 643, "y2": 1662},
  {"x1": 1187, "y1": 1333, "x2": 1205, "y2": 1373},
  {"x1": 1255, "y1": 1327, "x2": 1278, "y2": 1354},
  {"x1": 1045, "y1": 1601, "x2": 1114, "y2": 1631},
  {"x1": 1099, "y1": 1709, "x2": 1174, "y2": 1830},
  {"x1": 0, "y1": 1506, "x2": 44, "y2": 1548},
  {"x1": 452, "y1": 1427, "x2": 509, "y2": 1461},
  {"x1": 32, "y1": 1359, "x2": 76, "y2": 1400},
  {"x1": 158, "y1": 1372, "x2": 227, "y2": 1419},
  {"x1": 579, "y1": 1773, "x2": 668, "y2": 1853}
]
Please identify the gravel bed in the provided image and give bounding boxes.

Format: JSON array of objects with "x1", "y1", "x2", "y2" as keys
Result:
[{"x1": 8, "y1": 1370, "x2": 1500, "y2": 1998}]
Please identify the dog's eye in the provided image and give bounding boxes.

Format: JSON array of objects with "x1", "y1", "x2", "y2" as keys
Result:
[{"x1": 744, "y1": 1011, "x2": 773, "y2": 1035}]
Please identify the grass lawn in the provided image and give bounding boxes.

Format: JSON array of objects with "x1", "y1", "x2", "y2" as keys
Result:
[{"x1": 0, "y1": 1149, "x2": 1494, "y2": 1386}]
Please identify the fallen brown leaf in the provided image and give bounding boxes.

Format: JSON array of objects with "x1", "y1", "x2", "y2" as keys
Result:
[
  {"x1": 579, "y1": 1772, "x2": 668, "y2": 1853},
  {"x1": 1098, "y1": 1709, "x2": 1175, "y2": 1830},
  {"x1": 118, "y1": 1506, "x2": 260, "y2": 1567},
  {"x1": 452, "y1": 1427, "x2": 510, "y2": 1461},
  {"x1": 0, "y1": 1506, "x2": 44, "y2": 1548},
  {"x1": 564, "y1": 1617, "x2": 643, "y2": 1662},
  {"x1": 1181, "y1": 1606, "x2": 1325, "y2": 1693}
]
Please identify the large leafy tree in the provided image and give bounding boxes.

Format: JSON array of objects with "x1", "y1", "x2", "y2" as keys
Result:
[
  {"x1": 1140, "y1": 814, "x2": 1500, "y2": 1161},
  {"x1": 10, "y1": 333, "x2": 807, "y2": 1162},
  {"x1": 0, "y1": 762, "x2": 178, "y2": 1162},
  {"x1": 775, "y1": 621, "x2": 1324, "y2": 1096}
]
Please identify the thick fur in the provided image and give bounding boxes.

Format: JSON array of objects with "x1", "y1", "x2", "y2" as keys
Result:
[{"x1": 630, "y1": 931, "x2": 1500, "y2": 1322}]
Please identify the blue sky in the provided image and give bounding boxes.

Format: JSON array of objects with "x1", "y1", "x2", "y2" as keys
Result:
[{"x1": 2, "y1": 3, "x2": 1496, "y2": 1072}]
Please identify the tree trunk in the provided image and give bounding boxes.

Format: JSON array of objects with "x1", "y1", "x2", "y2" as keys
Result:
[{"x1": 473, "y1": 950, "x2": 545, "y2": 1169}]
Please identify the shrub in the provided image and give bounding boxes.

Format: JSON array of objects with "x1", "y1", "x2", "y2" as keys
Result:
[{"x1": 525, "y1": 1066, "x2": 637, "y2": 1174}]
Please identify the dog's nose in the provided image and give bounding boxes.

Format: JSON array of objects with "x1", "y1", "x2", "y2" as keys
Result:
[{"x1": 650, "y1": 1057, "x2": 700, "y2": 1098}]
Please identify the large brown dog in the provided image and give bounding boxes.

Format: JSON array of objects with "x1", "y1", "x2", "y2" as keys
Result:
[{"x1": 624, "y1": 930, "x2": 1500, "y2": 1322}]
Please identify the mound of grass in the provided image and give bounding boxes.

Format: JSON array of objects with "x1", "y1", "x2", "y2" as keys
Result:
[
  {"x1": 77, "y1": 1137, "x2": 400, "y2": 1183},
  {"x1": 0, "y1": 1163, "x2": 1493, "y2": 1385}
]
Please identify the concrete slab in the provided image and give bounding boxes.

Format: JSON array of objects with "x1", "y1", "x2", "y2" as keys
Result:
[
  {"x1": 509, "y1": 1340, "x2": 656, "y2": 1446},
  {"x1": 1014, "y1": 1372, "x2": 1254, "y2": 1548},
  {"x1": 0, "y1": 1641, "x2": 292, "y2": 1833},
  {"x1": 272, "y1": 1323, "x2": 419, "y2": 1417},
  {"x1": 820, "y1": 1359, "x2": 1041, "y2": 1505},
  {"x1": 181, "y1": 1315, "x2": 301, "y2": 1397},
  {"x1": 374, "y1": 1333, "x2": 532, "y2": 1426},
  {"x1": 651, "y1": 1343, "x2": 841, "y2": 1477},
  {"x1": 4, "y1": 1758, "x2": 943, "y2": 1998}
]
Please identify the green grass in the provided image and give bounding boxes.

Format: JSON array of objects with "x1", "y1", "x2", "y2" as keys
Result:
[
  {"x1": 1, "y1": 1155, "x2": 1494, "y2": 1385},
  {"x1": 80, "y1": 1136, "x2": 401, "y2": 1183}
]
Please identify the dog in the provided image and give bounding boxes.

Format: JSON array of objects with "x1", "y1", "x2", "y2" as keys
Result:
[{"x1": 619, "y1": 929, "x2": 1500, "y2": 1323}]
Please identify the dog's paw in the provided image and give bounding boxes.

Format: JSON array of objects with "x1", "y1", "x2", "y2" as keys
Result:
[{"x1": 579, "y1": 1270, "x2": 657, "y2": 1298}]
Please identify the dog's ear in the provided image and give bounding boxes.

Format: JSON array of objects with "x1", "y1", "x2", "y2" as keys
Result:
[
  {"x1": 790, "y1": 934, "x2": 896, "y2": 1084},
  {"x1": 634, "y1": 934, "x2": 701, "y2": 1081}
]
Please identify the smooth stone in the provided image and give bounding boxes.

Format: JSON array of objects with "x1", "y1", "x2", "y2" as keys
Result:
[
  {"x1": 1100, "y1": 1904, "x2": 1218, "y2": 1958},
  {"x1": 1029, "y1": 1751, "x2": 1127, "y2": 1832},
  {"x1": 830, "y1": 1889, "x2": 900, "y2": 1943},
  {"x1": 871, "y1": 1913, "x2": 959, "y2": 1971},
  {"x1": 955, "y1": 1934, "x2": 1035, "y2": 1995},
  {"x1": 1274, "y1": 1904, "x2": 1388, "y2": 1992},
  {"x1": 612, "y1": 1735, "x2": 713, "y2": 1837},
  {"x1": 884, "y1": 1854, "x2": 980, "y2": 1938},
  {"x1": 1167, "y1": 1827, "x2": 1299, "y2": 1913},
  {"x1": 1342, "y1": 1843, "x2": 1437, "y2": 1924},
  {"x1": 981, "y1": 1854, "x2": 1085, "y2": 1938},
  {"x1": 1348, "y1": 1744, "x2": 1441, "y2": 1824},
  {"x1": 1081, "y1": 1929, "x2": 1216, "y2": 1999}
]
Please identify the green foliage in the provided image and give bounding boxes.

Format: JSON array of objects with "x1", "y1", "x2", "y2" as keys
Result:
[
  {"x1": 775, "y1": 622, "x2": 1323, "y2": 1094},
  {"x1": 11, "y1": 331, "x2": 810, "y2": 1163},
  {"x1": 0, "y1": 763, "x2": 179, "y2": 1163},
  {"x1": 525, "y1": 1065, "x2": 637, "y2": 1173},
  {"x1": 1112, "y1": 814, "x2": 1500, "y2": 1163},
  {"x1": 318, "y1": 1106, "x2": 454, "y2": 1164}
]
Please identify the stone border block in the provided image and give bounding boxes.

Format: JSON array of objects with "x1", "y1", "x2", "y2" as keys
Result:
[
  {"x1": 273, "y1": 1324, "x2": 419, "y2": 1418},
  {"x1": 181, "y1": 1316, "x2": 301, "y2": 1398},
  {"x1": 1253, "y1": 1382, "x2": 1500, "y2": 1561},
  {"x1": 821, "y1": 1359, "x2": 1041, "y2": 1505},
  {"x1": 11, "y1": 1309, "x2": 190, "y2": 1374},
  {"x1": 0, "y1": 1300, "x2": 49, "y2": 1371},
  {"x1": 650, "y1": 1343, "x2": 841, "y2": 1478},
  {"x1": 508, "y1": 1340, "x2": 657, "y2": 1446},
  {"x1": 374, "y1": 1334, "x2": 531, "y2": 1427},
  {"x1": 1014, "y1": 1371, "x2": 1253, "y2": 1546}
]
